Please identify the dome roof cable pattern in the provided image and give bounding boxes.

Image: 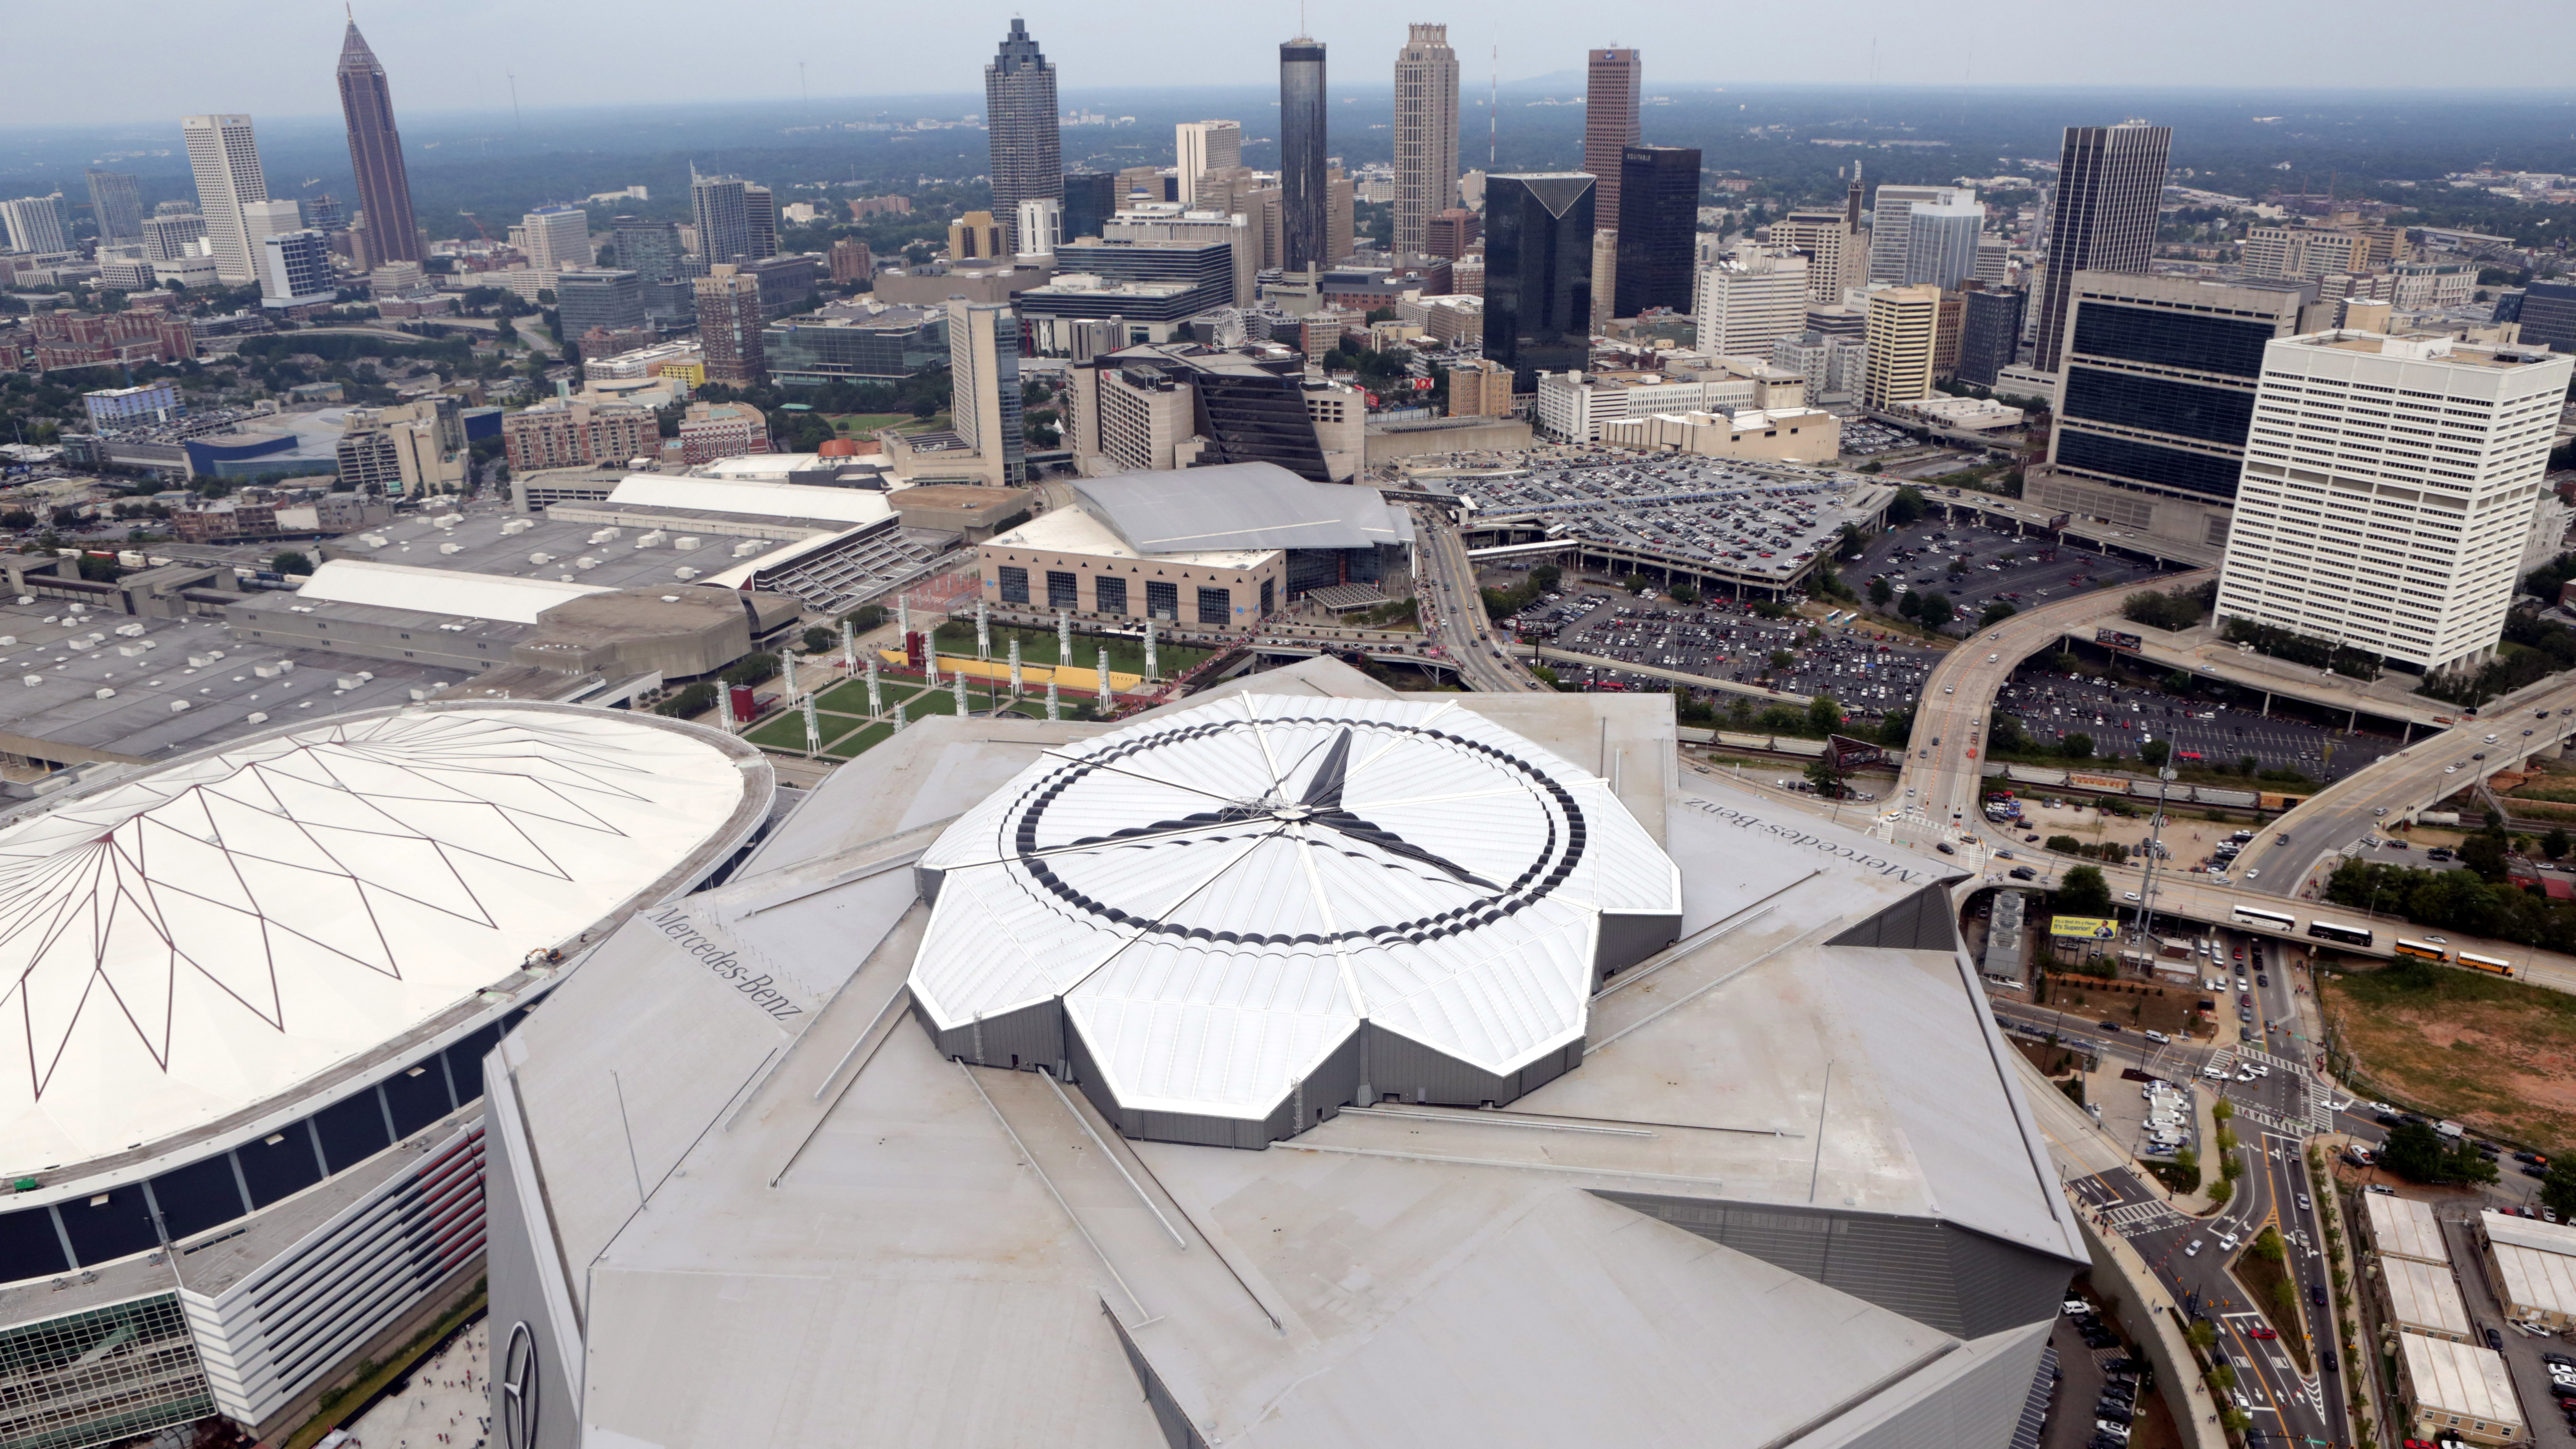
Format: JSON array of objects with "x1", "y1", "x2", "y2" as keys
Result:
[
  {"x1": 1, "y1": 708, "x2": 755, "y2": 1166},
  {"x1": 911, "y1": 695, "x2": 1683, "y2": 1144}
]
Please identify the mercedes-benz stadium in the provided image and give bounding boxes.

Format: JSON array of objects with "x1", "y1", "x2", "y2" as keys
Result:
[
  {"x1": 0, "y1": 703, "x2": 771, "y2": 1449},
  {"x1": 485, "y1": 660, "x2": 2089, "y2": 1449}
]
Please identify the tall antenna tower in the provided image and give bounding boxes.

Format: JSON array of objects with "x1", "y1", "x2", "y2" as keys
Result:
[{"x1": 1490, "y1": 46, "x2": 1499, "y2": 167}]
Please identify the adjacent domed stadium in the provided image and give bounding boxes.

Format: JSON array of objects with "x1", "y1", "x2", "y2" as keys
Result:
[{"x1": 0, "y1": 703, "x2": 771, "y2": 1445}]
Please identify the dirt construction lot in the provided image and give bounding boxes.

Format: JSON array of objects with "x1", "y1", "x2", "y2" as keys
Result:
[{"x1": 2321, "y1": 963, "x2": 2576, "y2": 1152}]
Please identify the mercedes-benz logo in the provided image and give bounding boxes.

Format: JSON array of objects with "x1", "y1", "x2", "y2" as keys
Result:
[{"x1": 500, "y1": 1320, "x2": 540, "y2": 1449}]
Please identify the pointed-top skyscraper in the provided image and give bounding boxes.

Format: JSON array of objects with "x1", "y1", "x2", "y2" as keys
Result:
[
  {"x1": 984, "y1": 20, "x2": 1062, "y2": 257},
  {"x1": 336, "y1": 16, "x2": 420, "y2": 265}
]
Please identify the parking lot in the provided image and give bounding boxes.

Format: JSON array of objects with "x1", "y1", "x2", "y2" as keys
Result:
[
  {"x1": 2043, "y1": 1294, "x2": 2168, "y2": 1449},
  {"x1": 2441, "y1": 1212, "x2": 2576, "y2": 1446},
  {"x1": 1504, "y1": 586, "x2": 1941, "y2": 727},
  {"x1": 1997, "y1": 665, "x2": 2404, "y2": 786},
  {"x1": 1839, "y1": 515, "x2": 2165, "y2": 635}
]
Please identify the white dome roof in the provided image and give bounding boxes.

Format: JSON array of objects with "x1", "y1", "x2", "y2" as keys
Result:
[
  {"x1": 912, "y1": 694, "x2": 1681, "y2": 1127},
  {"x1": 0, "y1": 707, "x2": 758, "y2": 1169}
]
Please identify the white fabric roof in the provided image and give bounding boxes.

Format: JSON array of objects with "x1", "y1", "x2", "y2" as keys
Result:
[
  {"x1": 2368, "y1": 1191, "x2": 2453, "y2": 1264},
  {"x1": 2383, "y1": 1255, "x2": 2471, "y2": 1336},
  {"x1": 0, "y1": 708, "x2": 754, "y2": 1168},
  {"x1": 2399, "y1": 1330, "x2": 2521, "y2": 1428},
  {"x1": 606, "y1": 473, "x2": 894, "y2": 526},
  {"x1": 913, "y1": 694, "x2": 1681, "y2": 1122},
  {"x1": 2484, "y1": 1209, "x2": 2576, "y2": 1318},
  {"x1": 297, "y1": 558, "x2": 612, "y2": 624}
]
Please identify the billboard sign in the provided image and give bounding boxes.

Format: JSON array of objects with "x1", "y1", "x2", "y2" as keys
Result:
[
  {"x1": 2050, "y1": 916, "x2": 2120, "y2": 941},
  {"x1": 2095, "y1": 628, "x2": 2144, "y2": 652},
  {"x1": 1826, "y1": 733, "x2": 1887, "y2": 771}
]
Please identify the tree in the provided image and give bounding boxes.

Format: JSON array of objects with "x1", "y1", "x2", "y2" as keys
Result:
[
  {"x1": 1885, "y1": 483, "x2": 1922, "y2": 521},
  {"x1": 1805, "y1": 754, "x2": 1849, "y2": 798},
  {"x1": 2046, "y1": 834, "x2": 2085, "y2": 854},
  {"x1": 2057, "y1": 865, "x2": 2112, "y2": 916},
  {"x1": 2207, "y1": 1176, "x2": 2233, "y2": 1205},
  {"x1": 2254, "y1": 1226, "x2": 2285, "y2": 1263},
  {"x1": 1897, "y1": 591, "x2": 1924, "y2": 619},
  {"x1": 1917, "y1": 593, "x2": 1954, "y2": 630},
  {"x1": 2542, "y1": 1161, "x2": 2576, "y2": 1219},
  {"x1": 1668, "y1": 582, "x2": 1699, "y2": 606},
  {"x1": 1808, "y1": 693, "x2": 1844, "y2": 736},
  {"x1": 801, "y1": 626, "x2": 835, "y2": 654},
  {"x1": 2457, "y1": 831, "x2": 2511, "y2": 882},
  {"x1": 1979, "y1": 600, "x2": 2018, "y2": 627},
  {"x1": 270, "y1": 550, "x2": 314, "y2": 576},
  {"x1": 2061, "y1": 732, "x2": 2095, "y2": 760},
  {"x1": 2212, "y1": 1097, "x2": 2234, "y2": 1123},
  {"x1": 1768, "y1": 649, "x2": 1795, "y2": 670},
  {"x1": 2140, "y1": 740, "x2": 2171, "y2": 767},
  {"x1": 2186, "y1": 1319, "x2": 2218, "y2": 1352},
  {"x1": 2379, "y1": 1122, "x2": 2449, "y2": 1182},
  {"x1": 1868, "y1": 576, "x2": 1893, "y2": 607}
]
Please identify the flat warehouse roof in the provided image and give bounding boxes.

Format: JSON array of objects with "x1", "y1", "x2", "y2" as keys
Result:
[
  {"x1": 297, "y1": 558, "x2": 611, "y2": 624},
  {"x1": 606, "y1": 473, "x2": 896, "y2": 526},
  {"x1": 2369, "y1": 1191, "x2": 2453, "y2": 1265},
  {"x1": 2383, "y1": 1256, "x2": 2471, "y2": 1337},
  {"x1": 2398, "y1": 1331, "x2": 2520, "y2": 1428}
]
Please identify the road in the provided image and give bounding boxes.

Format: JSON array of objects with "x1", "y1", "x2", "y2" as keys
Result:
[
  {"x1": 1898, "y1": 569, "x2": 2576, "y2": 994},
  {"x1": 1411, "y1": 506, "x2": 1549, "y2": 694}
]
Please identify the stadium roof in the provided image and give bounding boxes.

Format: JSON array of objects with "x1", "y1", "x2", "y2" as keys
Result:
[
  {"x1": 606, "y1": 474, "x2": 895, "y2": 528},
  {"x1": 296, "y1": 558, "x2": 612, "y2": 624},
  {"x1": 495, "y1": 661, "x2": 2087, "y2": 1449},
  {"x1": 1071, "y1": 462, "x2": 1414, "y2": 555},
  {"x1": 0, "y1": 705, "x2": 763, "y2": 1169},
  {"x1": 913, "y1": 694, "x2": 1681, "y2": 1126}
]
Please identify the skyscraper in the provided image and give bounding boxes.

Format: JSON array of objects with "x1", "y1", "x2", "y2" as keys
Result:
[
  {"x1": 0, "y1": 196, "x2": 69, "y2": 256},
  {"x1": 181, "y1": 114, "x2": 268, "y2": 284},
  {"x1": 948, "y1": 297, "x2": 1026, "y2": 487},
  {"x1": 695, "y1": 265, "x2": 766, "y2": 384},
  {"x1": 612, "y1": 216, "x2": 682, "y2": 283},
  {"x1": 1863, "y1": 285, "x2": 1941, "y2": 409},
  {"x1": 1614, "y1": 144, "x2": 1699, "y2": 317},
  {"x1": 1955, "y1": 287, "x2": 2026, "y2": 389},
  {"x1": 1279, "y1": 37, "x2": 1328, "y2": 272},
  {"x1": 335, "y1": 19, "x2": 420, "y2": 266},
  {"x1": 85, "y1": 170, "x2": 143, "y2": 242},
  {"x1": 1581, "y1": 50, "x2": 1642, "y2": 225},
  {"x1": 144, "y1": 212, "x2": 207, "y2": 263},
  {"x1": 1175, "y1": 121, "x2": 1243, "y2": 208},
  {"x1": 2040, "y1": 273, "x2": 2304, "y2": 526},
  {"x1": 521, "y1": 205, "x2": 589, "y2": 274},
  {"x1": 2215, "y1": 333, "x2": 2571, "y2": 675},
  {"x1": 745, "y1": 183, "x2": 778, "y2": 260},
  {"x1": 1864, "y1": 183, "x2": 1967, "y2": 284},
  {"x1": 2031, "y1": 122, "x2": 2171, "y2": 373},
  {"x1": 985, "y1": 20, "x2": 1062, "y2": 256},
  {"x1": 1482, "y1": 173, "x2": 1597, "y2": 390},
  {"x1": 1899, "y1": 197, "x2": 1985, "y2": 290},
  {"x1": 691, "y1": 174, "x2": 754, "y2": 267},
  {"x1": 1062, "y1": 172, "x2": 1118, "y2": 243},
  {"x1": 258, "y1": 229, "x2": 337, "y2": 309},
  {"x1": 1392, "y1": 25, "x2": 1459, "y2": 262}
]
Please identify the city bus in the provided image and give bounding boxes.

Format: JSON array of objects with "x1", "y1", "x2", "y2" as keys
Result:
[
  {"x1": 2394, "y1": 939, "x2": 2449, "y2": 963},
  {"x1": 2457, "y1": 952, "x2": 2515, "y2": 978},
  {"x1": 2232, "y1": 905, "x2": 2298, "y2": 933},
  {"x1": 2308, "y1": 920, "x2": 2375, "y2": 949}
]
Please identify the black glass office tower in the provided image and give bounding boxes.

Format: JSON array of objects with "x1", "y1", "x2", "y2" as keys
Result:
[
  {"x1": 1062, "y1": 172, "x2": 1118, "y2": 243},
  {"x1": 2048, "y1": 274, "x2": 2303, "y2": 504},
  {"x1": 1955, "y1": 287, "x2": 2025, "y2": 389},
  {"x1": 1280, "y1": 38, "x2": 1328, "y2": 271},
  {"x1": 1613, "y1": 144, "x2": 1699, "y2": 318},
  {"x1": 2031, "y1": 123, "x2": 2170, "y2": 373},
  {"x1": 986, "y1": 21, "x2": 1062, "y2": 256},
  {"x1": 1482, "y1": 174, "x2": 1597, "y2": 390},
  {"x1": 85, "y1": 169, "x2": 144, "y2": 242},
  {"x1": 2518, "y1": 281, "x2": 2576, "y2": 353}
]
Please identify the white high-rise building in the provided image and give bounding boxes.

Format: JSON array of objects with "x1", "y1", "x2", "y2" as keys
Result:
[
  {"x1": 1901, "y1": 197, "x2": 1984, "y2": 290},
  {"x1": 240, "y1": 197, "x2": 302, "y2": 246},
  {"x1": 2216, "y1": 332, "x2": 2574, "y2": 675},
  {"x1": 1016, "y1": 197, "x2": 1062, "y2": 259},
  {"x1": 0, "y1": 195, "x2": 70, "y2": 256},
  {"x1": 1174, "y1": 120, "x2": 1243, "y2": 208},
  {"x1": 521, "y1": 205, "x2": 590, "y2": 275},
  {"x1": 1694, "y1": 246, "x2": 1810, "y2": 357},
  {"x1": 1866, "y1": 184, "x2": 1971, "y2": 285},
  {"x1": 182, "y1": 114, "x2": 269, "y2": 284},
  {"x1": 1862, "y1": 285, "x2": 1941, "y2": 409}
]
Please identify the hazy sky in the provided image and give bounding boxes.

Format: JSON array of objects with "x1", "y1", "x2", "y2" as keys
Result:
[{"x1": 14, "y1": 0, "x2": 2576, "y2": 128}]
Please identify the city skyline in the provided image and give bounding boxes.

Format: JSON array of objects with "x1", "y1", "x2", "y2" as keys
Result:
[{"x1": 8, "y1": 2, "x2": 2567, "y2": 127}]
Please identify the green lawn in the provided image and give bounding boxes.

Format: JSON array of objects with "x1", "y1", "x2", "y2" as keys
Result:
[
  {"x1": 825, "y1": 412, "x2": 911, "y2": 436},
  {"x1": 933, "y1": 621, "x2": 1211, "y2": 678},
  {"x1": 823, "y1": 722, "x2": 896, "y2": 759}
]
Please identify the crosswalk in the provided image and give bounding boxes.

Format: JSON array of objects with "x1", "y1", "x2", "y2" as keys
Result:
[{"x1": 2105, "y1": 1199, "x2": 2188, "y2": 1237}]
